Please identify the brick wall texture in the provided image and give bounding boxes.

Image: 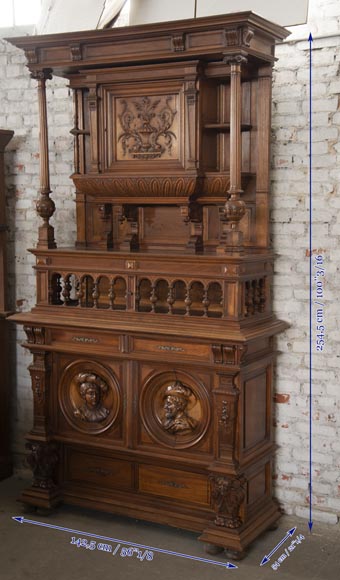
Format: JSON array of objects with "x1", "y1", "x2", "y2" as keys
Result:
[{"x1": 0, "y1": 0, "x2": 339, "y2": 525}]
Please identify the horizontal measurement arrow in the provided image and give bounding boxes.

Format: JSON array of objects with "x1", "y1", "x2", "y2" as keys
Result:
[
  {"x1": 260, "y1": 527, "x2": 296, "y2": 566},
  {"x1": 12, "y1": 517, "x2": 238, "y2": 570}
]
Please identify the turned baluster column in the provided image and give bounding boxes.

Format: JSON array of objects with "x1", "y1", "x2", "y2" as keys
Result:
[
  {"x1": 218, "y1": 56, "x2": 246, "y2": 254},
  {"x1": 31, "y1": 69, "x2": 56, "y2": 249}
]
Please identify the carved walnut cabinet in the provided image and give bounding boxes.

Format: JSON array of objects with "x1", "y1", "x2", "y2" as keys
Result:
[{"x1": 8, "y1": 12, "x2": 289, "y2": 558}]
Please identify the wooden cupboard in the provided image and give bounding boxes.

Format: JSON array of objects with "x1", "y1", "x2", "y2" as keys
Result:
[{"x1": 8, "y1": 12, "x2": 288, "y2": 558}]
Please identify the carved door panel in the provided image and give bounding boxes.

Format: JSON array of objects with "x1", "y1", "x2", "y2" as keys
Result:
[
  {"x1": 52, "y1": 354, "x2": 125, "y2": 444},
  {"x1": 136, "y1": 363, "x2": 214, "y2": 456}
]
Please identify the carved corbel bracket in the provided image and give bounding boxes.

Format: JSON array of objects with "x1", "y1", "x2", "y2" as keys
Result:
[
  {"x1": 24, "y1": 326, "x2": 46, "y2": 345},
  {"x1": 224, "y1": 26, "x2": 254, "y2": 49},
  {"x1": 209, "y1": 474, "x2": 246, "y2": 528},
  {"x1": 116, "y1": 205, "x2": 139, "y2": 251},
  {"x1": 180, "y1": 202, "x2": 203, "y2": 253},
  {"x1": 171, "y1": 33, "x2": 186, "y2": 52},
  {"x1": 97, "y1": 203, "x2": 113, "y2": 249}
]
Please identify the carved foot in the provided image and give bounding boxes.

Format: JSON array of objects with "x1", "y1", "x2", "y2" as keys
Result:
[
  {"x1": 21, "y1": 503, "x2": 37, "y2": 515},
  {"x1": 224, "y1": 548, "x2": 247, "y2": 561},
  {"x1": 268, "y1": 521, "x2": 279, "y2": 531},
  {"x1": 204, "y1": 543, "x2": 224, "y2": 555},
  {"x1": 36, "y1": 506, "x2": 55, "y2": 517}
]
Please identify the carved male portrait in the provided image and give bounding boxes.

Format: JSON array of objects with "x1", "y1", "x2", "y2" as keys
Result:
[
  {"x1": 73, "y1": 372, "x2": 110, "y2": 423},
  {"x1": 162, "y1": 381, "x2": 197, "y2": 434}
]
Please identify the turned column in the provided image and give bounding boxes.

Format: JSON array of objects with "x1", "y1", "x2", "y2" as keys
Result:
[
  {"x1": 31, "y1": 69, "x2": 56, "y2": 249},
  {"x1": 217, "y1": 56, "x2": 246, "y2": 254}
]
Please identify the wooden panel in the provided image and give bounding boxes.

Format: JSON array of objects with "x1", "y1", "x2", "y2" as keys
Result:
[
  {"x1": 244, "y1": 371, "x2": 267, "y2": 449},
  {"x1": 133, "y1": 337, "x2": 211, "y2": 361},
  {"x1": 64, "y1": 448, "x2": 133, "y2": 490},
  {"x1": 139, "y1": 465, "x2": 210, "y2": 506},
  {"x1": 51, "y1": 329, "x2": 120, "y2": 350},
  {"x1": 247, "y1": 467, "x2": 267, "y2": 505}
]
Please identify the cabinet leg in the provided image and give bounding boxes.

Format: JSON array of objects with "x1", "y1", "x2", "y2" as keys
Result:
[
  {"x1": 204, "y1": 543, "x2": 224, "y2": 555},
  {"x1": 224, "y1": 548, "x2": 247, "y2": 561}
]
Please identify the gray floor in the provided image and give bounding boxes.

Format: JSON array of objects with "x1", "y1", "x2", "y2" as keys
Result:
[{"x1": 0, "y1": 476, "x2": 339, "y2": 580}]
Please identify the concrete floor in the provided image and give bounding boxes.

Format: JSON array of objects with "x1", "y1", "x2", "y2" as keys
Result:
[{"x1": 0, "y1": 476, "x2": 339, "y2": 580}]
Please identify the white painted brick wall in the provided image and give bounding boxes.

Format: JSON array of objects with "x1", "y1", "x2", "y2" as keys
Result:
[
  {"x1": 272, "y1": 0, "x2": 340, "y2": 526},
  {"x1": 0, "y1": 0, "x2": 339, "y2": 524}
]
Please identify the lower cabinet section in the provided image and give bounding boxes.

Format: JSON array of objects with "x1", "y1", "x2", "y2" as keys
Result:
[{"x1": 18, "y1": 328, "x2": 282, "y2": 557}]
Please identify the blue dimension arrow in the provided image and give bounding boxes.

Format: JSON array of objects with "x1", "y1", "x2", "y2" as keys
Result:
[
  {"x1": 260, "y1": 527, "x2": 296, "y2": 566},
  {"x1": 308, "y1": 31, "x2": 314, "y2": 534},
  {"x1": 12, "y1": 517, "x2": 237, "y2": 570}
]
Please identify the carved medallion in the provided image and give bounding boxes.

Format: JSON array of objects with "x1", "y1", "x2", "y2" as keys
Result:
[
  {"x1": 161, "y1": 381, "x2": 197, "y2": 434},
  {"x1": 117, "y1": 95, "x2": 178, "y2": 161},
  {"x1": 73, "y1": 372, "x2": 110, "y2": 423},
  {"x1": 59, "y1": 361, "x2": 121, "y2": 434},
  {"x1": 140, "y1": 371, "x2": 210, "y2": 449},
  {"x1": 210, "y1": 474, "x2": 246, "y2": 529}
]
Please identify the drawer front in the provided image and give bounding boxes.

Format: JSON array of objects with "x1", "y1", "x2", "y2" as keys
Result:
[
  {"x1": 64, "y1": 448, "x2": 133, "y2": 491},
  {"x1": 51, "y1": 329, "x2": 120, "y2": 351},
  {"x1": 138, "y1": 465, "x2": 210, "y2": 506},
  {"x1": 133, "y1": 337, "x2": 211, "y2": 362}
]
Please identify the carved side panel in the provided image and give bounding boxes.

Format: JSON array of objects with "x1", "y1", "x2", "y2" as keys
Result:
[
  {"x1": 210, "y1": 474, "x2": 246, "y2": 528},
  {"x1": 27, "y1": 347, "x2": 51, "y2": 436}
]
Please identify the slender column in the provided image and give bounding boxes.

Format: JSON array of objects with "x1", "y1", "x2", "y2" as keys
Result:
[
  {"x1": 31, "y1": 69, "x2": 56, "y2": 249},
  {"x1": 217, "y1": 56, "x2": 246, "y2": 254}
]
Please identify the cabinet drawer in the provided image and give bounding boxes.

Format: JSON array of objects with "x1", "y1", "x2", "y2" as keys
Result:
[
  {"x1": 138, "y1": 465, "x2": 210, "y2": 506},
  {"x1": 51, "y1": 329, "x2": 119, "y2": 351},
  {"x1": 64, "y1": 448, "x2": 133, "y2": 491},
  {"x1": 133, "y1": 337, "x2": 211, "y2": 362}
]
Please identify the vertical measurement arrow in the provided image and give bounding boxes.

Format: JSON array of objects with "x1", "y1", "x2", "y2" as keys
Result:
[{"x1": 308, "y1": 31, "x2": 313, "y2": 533}]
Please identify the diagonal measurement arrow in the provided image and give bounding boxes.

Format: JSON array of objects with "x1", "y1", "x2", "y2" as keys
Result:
[
  {"x1": 12, "y1": 517, "x2": 238, "y2": 569},
  {"x1": 308, "y1": 31, "x2": 314, "y2": 534},
  {"x1": 260, "y1": 527, "x2": 296, "y2": 566}
]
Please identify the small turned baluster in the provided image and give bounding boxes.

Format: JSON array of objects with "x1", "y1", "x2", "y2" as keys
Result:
[
  {"x1": 109, "y1": 279, "x2": 116, "y2": 310},
  {"x1": 150, "y1": 281, "x2": 157, "y2": 313},
  {"x1": 76, "y1": 277, "x2": 84, "y2": 307},
  {"x1": 167, "y1": 282, "x2": 175, "y2": 314},
  {"x1": 248, "y1": 281, "x2": 255, "y2": 315},
  {"x1": 202, "y1": 285, "x2": 210, "y2": 317},
  {"x1": 62, "y1": 275, "x2": 71, "y2": 305},
  {"x1": 244, "y1": 281, "x2": 250, "y2": 317},
  {"x1": 259, "y1": 278, "x2": 266, "y2": 312},
  {"x1": 135, "y1": 283, "x2": 140, "y2": 312},
  {"x1": 92, "y1": 279, "x2": 99, "y2": 308},
  {"x1": 254, "y1": 279, "x2": 261, "y2": 313},
  {"x1": 185, "y1": 282, "x2": 192, "y2": 316}
]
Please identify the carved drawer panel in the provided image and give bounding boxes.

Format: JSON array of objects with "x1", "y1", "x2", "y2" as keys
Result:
[
  {"x1": 64, "y1": 447, "x2": 133, "y2": 491},
  {"x1": 133, "y1": 337, "x2": 211, "y2": 361},
  {"x1": 138, "y1": 465, "x2": 210, "y2": 507}
]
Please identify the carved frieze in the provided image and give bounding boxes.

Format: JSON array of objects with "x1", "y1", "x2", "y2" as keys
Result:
[
  {"x1": 117, "y1": 96, "x2": 178, "y2": 160},
  {"x1": 210, "y1": 474, "x2": 246, "y2": 528},
  {"x1": 72, "y1": 176, "x2": 197, "y2": 198}
]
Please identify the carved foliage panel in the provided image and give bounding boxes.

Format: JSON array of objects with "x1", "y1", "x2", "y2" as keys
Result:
[{"x1": 103, "y1": 83, "x2": 183, "y2": 170}]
